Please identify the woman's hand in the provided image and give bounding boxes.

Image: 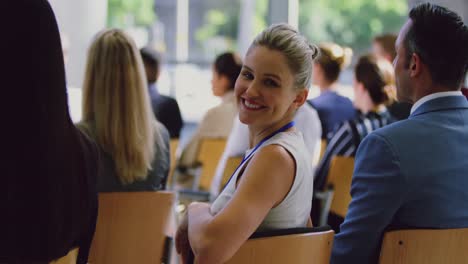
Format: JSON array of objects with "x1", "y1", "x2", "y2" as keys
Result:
[{"x1": 175, "y1": 213, "x2": 191, "y2": 263}]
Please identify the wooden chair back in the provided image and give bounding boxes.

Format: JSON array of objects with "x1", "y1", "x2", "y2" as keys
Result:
[
  {"x1": 220, "y1": 156, "x2": 243, "y2": 193},
  {"x1": 89, "y1": 191, "x2": 175, "y2": 264},
  {"x1": 225, "y1": 229, "x2": 334, "y2": 264},
  {"x1": 319, "y1": 139, "x2": 327, "y2": 161},
  {"x1": 50, "y1": 248, "x2": 79, "y2": 264},
  {"x1": 197, "y1": 138, "x2": 227, "y2": 191},
  {"x1": 326, "y1": 156, "x2": 354, "y2": 218},
  {"x1": 379, "y1": 228, "x2": 468, "y2": 264},
  {"x1": 167, "y1": 139, "x2": 179, "y2": 188}
]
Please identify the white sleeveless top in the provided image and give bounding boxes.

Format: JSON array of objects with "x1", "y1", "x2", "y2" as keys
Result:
[{"x1": 210, "y1": 130, "x2": 314, "y2": 231}]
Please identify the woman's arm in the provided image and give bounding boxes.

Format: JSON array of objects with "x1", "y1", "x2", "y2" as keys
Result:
[
  {"x1": 175, "y1": 214, "x2": 192, "y2": 263},
  {"x1": 187, "y1": 144, "x2": 296, "y2": 264}
]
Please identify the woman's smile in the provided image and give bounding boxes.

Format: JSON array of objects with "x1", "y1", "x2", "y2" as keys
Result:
[{"x1": 240, "y1": 98, "x2": 266, "y2": 111}]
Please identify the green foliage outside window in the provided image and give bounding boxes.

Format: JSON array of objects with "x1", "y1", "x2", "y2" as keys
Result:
[
  {"x1": 299, "y1": 0, "x2": 407, "y2": 54},
  {"x1": 194, "y1": 0, "x2": 268, "y2": 52},
  {"x1": 108, "y1": 0, "x2": 156, "y2": 27}
]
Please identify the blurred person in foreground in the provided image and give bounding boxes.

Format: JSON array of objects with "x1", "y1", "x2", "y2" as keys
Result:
[
  {"x1": 1, "y1": 0, "x2": 99, "y2": 262},
  {"x1": 175, "y1": 24, "x2": 318, "y2": 263},
  {"x1": 141, "y1": 48, "x2": 183, "y2": 138},
  {"x1": 332, "y1": 3, "x2": 468, "y2": 263},
  {"x1": 78, "y1": 29, "x2": 170, "y2": 192}
]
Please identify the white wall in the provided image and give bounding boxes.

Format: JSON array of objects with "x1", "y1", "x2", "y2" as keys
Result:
[
  {"x1": 48, "y1": 0, "x2": 108, "y2": 88},
  {"x1": 237, "y1": 0, "x2": 256, "y2": 57}
]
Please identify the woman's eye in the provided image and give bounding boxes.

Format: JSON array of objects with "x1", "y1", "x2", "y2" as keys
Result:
[
  {"x1": 264, "y1": 79, "x2": 279, "y2": 87},
  {"x1": 242, "y1": 71, "x2": 253, "y2": 80}
]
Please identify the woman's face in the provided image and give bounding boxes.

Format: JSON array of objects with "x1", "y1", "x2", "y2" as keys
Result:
[
  {"x1": 211, "y1": 67, "x2": 228, "y2": 97},
  {"x1": 235, "y1": 45, "x2": 307, "y2": 129}
]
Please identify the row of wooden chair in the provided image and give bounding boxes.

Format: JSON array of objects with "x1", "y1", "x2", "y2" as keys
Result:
[
  {"x1": 53, "y1": 190, "x2": 468, "y2": 264},
  {"x1": 49, "y1": 139, "x2": 462, "y2": 263},
  {"x1": 168, "y1": 138, "x2": 227, "y2": 192},
  {"x1": 88, "y1": 191, "x2": 335, "y2": 264}
]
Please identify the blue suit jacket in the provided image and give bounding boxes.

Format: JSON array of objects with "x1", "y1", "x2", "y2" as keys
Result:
[{"x1": 331, "y1": 95, "x2": 468, "y2": 264}]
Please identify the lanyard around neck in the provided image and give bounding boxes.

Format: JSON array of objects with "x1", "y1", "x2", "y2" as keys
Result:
[{"x1": 222, "y1": 121, "x2": 295, "y2": 190}]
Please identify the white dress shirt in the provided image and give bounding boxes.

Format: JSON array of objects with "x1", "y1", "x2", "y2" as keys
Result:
[{"x1": 411, "y1": 91, "x2": 463, "y2": 114}]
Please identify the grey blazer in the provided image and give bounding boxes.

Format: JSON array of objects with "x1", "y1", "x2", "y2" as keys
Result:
[{"x1": 331, "y1": 95, "x2": 468, "y2": 263}]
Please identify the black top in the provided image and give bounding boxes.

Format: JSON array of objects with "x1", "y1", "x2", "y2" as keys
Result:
[
  {"x1": 1, "y1": 1, "x2": 99, "y2": 262},
  {"x1": 148, "y1": 83, "x2": 183, "y2": 138},
  {"x1": 387, "y1": 101, "x2": 412, "y2": 120}
]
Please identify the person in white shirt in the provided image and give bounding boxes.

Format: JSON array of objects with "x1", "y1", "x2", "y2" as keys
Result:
[{"x1": 177, "y1": 52, "x2": 242, "y2": 169}]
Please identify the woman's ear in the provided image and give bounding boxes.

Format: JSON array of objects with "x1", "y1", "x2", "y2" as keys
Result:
[{"x1": 293, "y1": 89, "x2": 309, "y2": 108}]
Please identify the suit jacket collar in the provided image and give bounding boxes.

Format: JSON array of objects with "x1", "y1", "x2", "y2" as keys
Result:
[{"x1": 410, "y1": 95, "x2": 468, "y2": 117}]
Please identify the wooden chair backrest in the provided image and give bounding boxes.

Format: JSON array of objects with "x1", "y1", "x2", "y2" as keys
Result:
[
  {"x1": 225, "y1": 230, "x2": 334, "y2": 264},
  {"x1": 326, "y1": 156, "x2": 354, "y2": 218},
  {"x1": 89, "y1": 191, "x2": 175, "y2": 264},
  {"x1": 197, "y1": 138, "x2": 227, "y2": 191},
  {"x1": 379, "y1": 228, "x2": 468, "y2": 264},
  {"x1": 220, "y1": 156, "x2": 243, "y2": 193},
  {"x1": 167, "y1": 139, "x2": 179, "y2": 187},
  {"x1": 319, "y1": 139, "x2": 327, "y2": 161},
  {"x1": 50, "y1": 248, "x2": 79, "y2": 264}
]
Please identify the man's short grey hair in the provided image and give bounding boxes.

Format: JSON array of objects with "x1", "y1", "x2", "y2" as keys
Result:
[{"x1": 248, "y1": 23, "x2": 319, "y2": 90}]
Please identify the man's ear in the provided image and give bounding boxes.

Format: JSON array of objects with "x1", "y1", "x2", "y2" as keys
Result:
[
  {"x1": 293, "y1": 89, "x2": 309, "y2": 107},
  {"x1": 409, "y1": 53, "x2": 422, "y2": 78}
]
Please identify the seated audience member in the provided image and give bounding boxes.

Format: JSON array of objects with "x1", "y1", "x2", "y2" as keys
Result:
[
  {"x1": 211, "y1": 100, "x2": 322, "y2": 198},
  {"x1": 1, "y1": 0, "x2": 99, "y2": 262},
  {"x1": 373, "y1": 33, "x2": 412, "y2": 120},
  {"x1": 372, "y1": 34, "x2": 398, "y2": 63},
  {"x1": 176, "y1": 52, "x2": 241, "y2": 169},
  {"x1": 332, "y1": 4, "x2": 468, "y2": 263},
  {"x1": 462, "y1": 86, "x2": 468, "y2": 99},
  {"x1": 140, "y1": 48, "x2": 183, "y2": 138},
  {"x1": 175, "y1": 24, "x2": 318, "y2": 263},
  {"x1": 308, "y1": 42, "x2": 356, "y2": 139},
  {"x1": 312, "y1": 54, "x2": 396, "y2": 228},
  {"x1": 78, "y1": 29, "x2": 170, "y2": 192}
]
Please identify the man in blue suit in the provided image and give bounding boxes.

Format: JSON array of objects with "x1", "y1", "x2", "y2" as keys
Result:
[{"x1": 331, "y1": 3, "x2": 468, "y2": 263}]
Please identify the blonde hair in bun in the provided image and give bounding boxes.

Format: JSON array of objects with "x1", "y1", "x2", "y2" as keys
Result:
[{"x1": 316, "y1": 42, "x2": 353, "y2": 82}]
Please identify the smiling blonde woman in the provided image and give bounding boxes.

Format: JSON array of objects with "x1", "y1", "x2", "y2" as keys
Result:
[{"x1": 175, "y1": 24, "x2": 319, "y2": 264}]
